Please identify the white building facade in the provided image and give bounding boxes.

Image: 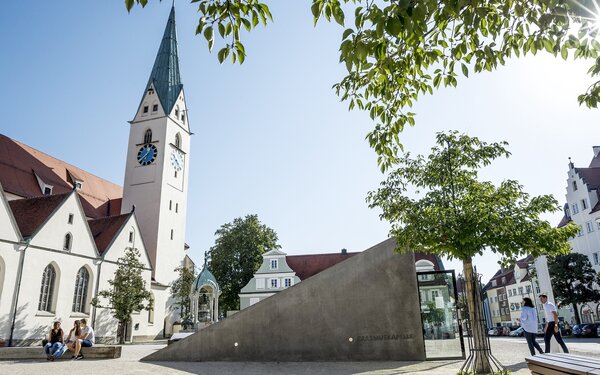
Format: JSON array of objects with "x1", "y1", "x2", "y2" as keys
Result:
[
  {"x1": 0, "y1": 6, "x2": 190, "y2": 345},
  {"x1": 552, "y1": 147, "x2": 600, "y2": 323},
  {"x1": 239, "y1": 249, "x2": 301, "y2": 310}
]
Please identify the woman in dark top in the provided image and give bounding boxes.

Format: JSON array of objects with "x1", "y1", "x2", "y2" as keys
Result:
[{"x1": 43, "y1": 321, "x2": 64, "y2": 361}]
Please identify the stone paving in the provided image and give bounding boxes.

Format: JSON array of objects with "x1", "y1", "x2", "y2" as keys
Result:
[{"x1": 0, "y1": 337, "x2": 598, "y2": 375}]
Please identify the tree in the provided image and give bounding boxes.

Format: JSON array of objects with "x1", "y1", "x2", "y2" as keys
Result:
[
  {"x1": 126, "y1": 0, "x2": 600, "y2": 170},
  {"x1": 91, "y1": 247, "x2": 153, "y2": 344},
  {"x1": 171, "y1": 265, "x2": 197, "y2": 324},
  {"x1": 367, "y1": 131, "x2": 578, "y2": 374},
  {"x1": 548, "y1": 252, "x2": 600, "y2": 325},
  {"x1": 208, "y1": 214, "x2": 280, "y2": 312}
]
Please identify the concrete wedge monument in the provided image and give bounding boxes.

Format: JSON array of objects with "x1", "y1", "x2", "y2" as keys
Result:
[{"x1": 142, "y1": 238, "x2": 426, "y2": 362}]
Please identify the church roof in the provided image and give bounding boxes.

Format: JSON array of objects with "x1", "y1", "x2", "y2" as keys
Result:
[
  {"x1": 8, "y1": 192, "x2": 70, "y2": 238},
  {"x1": 0, "y1": 134, "x2": 122, "y2": 218},
  {"x1": 145, "y1": 6, "x2": 183, "y2": 115},
  {"x1": 88, "y1": 213, "x2": 131, "y2": 255}
]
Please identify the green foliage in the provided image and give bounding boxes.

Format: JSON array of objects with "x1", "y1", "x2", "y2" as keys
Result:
[
  {"x1": 548, "y1": 252, "x2": 600, "y2": 324},
  {"x1": 422, "y1": 301, "x2": 445, "y2": 326},
  {"x1": 125, "y1": 0, "x2": 600, "y2": 170},
  {"x1": 91, "y1": 247, "x2": 153, "y2": 330},
  {"x1": 171, "y1": 265, "x2": 197, "y2": 322},
  {"x1": 367, "y1": 131, "x2": 579, "y2": 262},
  {"x1": 208, "y1": 214, "x2": 280, "y2": 312},
  {"x1": 125, "y1": 0, "x2": 272, "y2": 64}
]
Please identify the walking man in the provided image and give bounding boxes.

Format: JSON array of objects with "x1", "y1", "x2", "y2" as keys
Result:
[{"x1": 539, "y1": 293, "x2": 569, "y2": 353}]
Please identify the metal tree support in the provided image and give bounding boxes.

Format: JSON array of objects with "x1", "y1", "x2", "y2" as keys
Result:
[{"x1": 459, "y1": 268, "x2": 506, "y2": 374}]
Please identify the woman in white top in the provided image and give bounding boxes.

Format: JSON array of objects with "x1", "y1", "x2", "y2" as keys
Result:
[{"x1": 520, "y1": 297, "x2": 543, "y2": 356}]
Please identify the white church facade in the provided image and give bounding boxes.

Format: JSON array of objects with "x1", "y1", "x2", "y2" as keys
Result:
[{"x1": 0, "y1": 6, "x2": 191, "y2": 345}]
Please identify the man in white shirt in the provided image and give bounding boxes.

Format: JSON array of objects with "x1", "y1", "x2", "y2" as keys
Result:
[
  {"x1": 539, "y1": 293, "x2": 569, "y2": 353},
  {"x1": 72, "y1": 318, "x2": 95, "y2": 360}
]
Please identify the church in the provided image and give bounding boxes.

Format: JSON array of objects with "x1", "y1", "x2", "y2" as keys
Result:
[{"x1": 0, "y1": 7, "x2": 190, "y2": 345}]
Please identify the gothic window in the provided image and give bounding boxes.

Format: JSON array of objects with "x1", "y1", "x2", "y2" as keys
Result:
[
  {"x1": 148, "y1": 293, "x2": 154, "y2": 324},
  {"x1": 175, "y1": 133, "x2": 181, "y2": 148},
  {"x1": 38, "y1": 264, "x2": 56, "y2": 312},
  {"x1": 72, "y1": 267, "x2": 90, "y2": 313},
  {"x1": 129, "y1": 231, "x2": 134, "y2": 243},
  {"x1": 63, "y1": 233, "x2": 72, "y2": 251},
  {"x1": 144, "y1": 129, "x2": 152, "y2": 144},
  {"x1": 181, "y1": 113, "x2": 185, "y2": 123}
]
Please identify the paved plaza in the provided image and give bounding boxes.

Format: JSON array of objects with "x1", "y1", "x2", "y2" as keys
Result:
[{"x1": 0, "y1": 337, "x2": 598, "y2": 375}]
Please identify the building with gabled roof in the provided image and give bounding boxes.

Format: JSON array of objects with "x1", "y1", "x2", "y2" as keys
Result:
[
  {"x1": 551, "y1": 146, "x2": 600, "y2": 324},
  {"x1": 0, "y1": 6, "x2": 191, "y2": 345}
]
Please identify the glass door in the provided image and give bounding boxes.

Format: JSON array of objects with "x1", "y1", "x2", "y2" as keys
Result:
[{"x1": 417, "y1": 270, "x2": 465, "y2": 359}]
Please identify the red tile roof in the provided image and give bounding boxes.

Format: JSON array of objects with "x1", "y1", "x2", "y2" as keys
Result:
[
  {"x1": 0, "y1": 134, "x2": 122, "y2": 218},
  {"x1": 574, "y1": 167, "x2": 600, "y2": 190},
  {"x1": 8, "y1": 193, "x2": 70, "y2": 238},
  {"x1": 286, "y1": 252, "x2": 358, "y2": 281},
  {"x1": 286, "y1": 250, "x2": 444, "y2": 281},
  {"x1": 88, "y1": 214, "x2": 131, "y2": 255}
]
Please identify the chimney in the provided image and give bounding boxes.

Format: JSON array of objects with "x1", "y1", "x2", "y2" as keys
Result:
[{"x1": 341, "y1": 248, "x2": 347, "y2": 255}]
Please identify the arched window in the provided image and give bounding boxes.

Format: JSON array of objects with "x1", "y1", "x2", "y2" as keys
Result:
[
  {"x1": 144, "y1": 129, "x2": 152, "y2": 144},
  {"x1": 148, "y1": 292, "x2": 155, "y2": 324},
  {"x1": 175, "y1": 106, "x2": 180, "y2": 119},
  {"x1": 175, "y1": 133, "x2": 181, "y2": 148},
  {"x1": 72, "y1": 267, "x2": 90, "y2": 313},
  {"x1": 38, "y1": 264, "x2": 56, "y2": 312},
  {"x1": 63, "y1": 233, "x2": 72, "y2": 251}
]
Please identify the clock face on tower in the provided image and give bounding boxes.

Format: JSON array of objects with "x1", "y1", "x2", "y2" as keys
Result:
[
  {"x1": 170, "y1": 149, "x2": 184, "y2": 171},
  {"x1": 137, "y1": 144, "x2": 158, "y2": 166}
]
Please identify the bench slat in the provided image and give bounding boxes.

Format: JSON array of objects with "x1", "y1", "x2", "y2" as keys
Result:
[{"x1": 527, "y1": 353, "x2": 600, "y2": 375}]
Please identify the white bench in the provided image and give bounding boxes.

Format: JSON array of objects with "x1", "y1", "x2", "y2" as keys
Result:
[{"x1": 526, "y1": 353, "x2": 600, "y2": 374}]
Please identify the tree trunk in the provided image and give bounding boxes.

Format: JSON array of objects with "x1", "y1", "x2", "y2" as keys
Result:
[
  {"x1": 572, "y1": 302, "x2": 581, "y2": 325},
  {"x1": 118, "y1": 321, "x2": 126, "y2": 345},
  {"x1": 463, "y1": 258, "x2": 492, "y2": 374}
]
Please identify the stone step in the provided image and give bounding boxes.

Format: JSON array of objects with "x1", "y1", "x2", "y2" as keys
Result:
[{"x1": 0, "y1": 345, "x2": 121, "y2": 360}]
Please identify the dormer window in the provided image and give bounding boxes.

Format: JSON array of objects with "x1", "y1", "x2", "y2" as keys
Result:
[
  {"x1": 270, "y1": 259, "x2": 278, "y2": 269},
  {"x1": 75, "y1": 181, "x2": 82, "y2": 190},
  {"x1": 43, "y1": 187, "x2": 52, "y2": 195},
  {"x1": 144, "y1": 129, "x2": 152, "y2": 144}
]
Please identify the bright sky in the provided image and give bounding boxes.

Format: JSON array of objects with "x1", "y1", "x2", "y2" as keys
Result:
[{"x1": 1, "y1": 2, "x2": 598, "y2": 283}]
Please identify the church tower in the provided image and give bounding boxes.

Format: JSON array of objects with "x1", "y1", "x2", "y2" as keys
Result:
[{"x1": 122, "y1": 6, "x2": 190, "y2": 284}]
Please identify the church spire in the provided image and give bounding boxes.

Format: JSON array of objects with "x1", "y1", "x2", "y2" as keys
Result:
[{"x1": 145, "y1": 5, "x2": 182, "y2": 115}]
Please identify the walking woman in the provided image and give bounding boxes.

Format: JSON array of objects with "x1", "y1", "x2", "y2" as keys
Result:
[{"x1": 520, "y1": 297, "x2": 543, "y2": 356}]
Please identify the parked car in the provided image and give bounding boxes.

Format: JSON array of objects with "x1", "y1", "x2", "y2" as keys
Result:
[
  {"x1": 572, "y1": 324, "x2": 586, "y2": 337},
  {"x1": 509, "y1": 327, "x2": 525, "y2": 337},
  {"x1": 488, "y1": 328, "x2": 499, "y2": 336}
]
